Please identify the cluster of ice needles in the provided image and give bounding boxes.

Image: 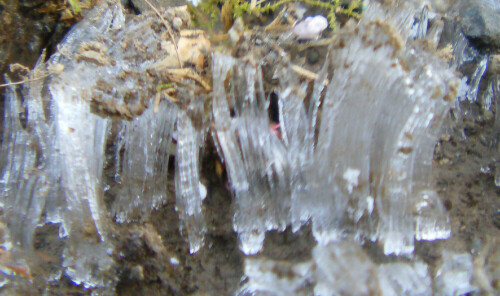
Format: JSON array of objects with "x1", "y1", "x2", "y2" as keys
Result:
[{"x1": 0, "y1": 0, "x2": 498, "y2": 295}]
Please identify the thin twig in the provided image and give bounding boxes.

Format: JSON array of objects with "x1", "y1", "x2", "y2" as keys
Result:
[
  {"x1": 264, "y1": 7, "x2": 287, "y2": 32},
  {"x1": 0, "y1": 74, "x2": 51, "y2": 89},
  {"x1": 143, "y1": 0, "x2": 182, "y2": 67},
  {"x1": 165, "y1": 68, "x2": 212, "y2": 91},
  {"x1": 298, "y1": 38, "x2": 334, "y2": 51},
  {"x1": 291, "y1": 64, "x2": 329, "y2": 85}
]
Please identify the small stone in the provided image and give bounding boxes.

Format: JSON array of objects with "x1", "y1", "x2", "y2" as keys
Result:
[
  {"x1": 487, "y1": 54, "x2": 500, "y2": 76},
  {"x1": 292, "y1": 15, "x2": 328, "y2": 40},
  {"x1": 130, "y1": 265, "x2": 144, "y2": 281},
  {"x1": 170, "y1": 257, "x2": 180, "y2": 265},
  {"x1": 459, "y1": 0, "x2": 500, "y2": 48},
  {"x1": 483, "y1": 110, "x2": 494, "y2": 121},
  {"x1": 198, "y1": 181, "x2": 207, "y2": 200},
  {"x1": 439, "y1": 158, "x2": 451, "y2": 165},
  {"x1": 172, "y1": 17, "x2": 183, "y2": 31},
  {"x1": 439, "y1": 134, "x2": 451, "y2": 142},
  {"x1": 128, "y1": 0, "x2": 188, "y2": 13}
]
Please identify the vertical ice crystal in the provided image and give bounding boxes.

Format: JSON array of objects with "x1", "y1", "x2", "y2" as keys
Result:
[
  {"x1": 0, "y1": 2, "x2": 120, "y2": 284},
  {"x1": 309, "y1": 3, "x2": 455, "y2": 254},
  {"x1": 113, "y1": 100, "x2": 177, "y2": 223},
  {"x1": 50, "y1": 85, "x2": 110, "y2": 239},
  {"x1": 175, "y1": 110, "x2": 206, "y2": 254},
  {"x1": 211, "y1": 2, "x2": 456, "y2": 256},
  {"x1": 25, "y1": 57, "x2": 65, "y2": 227},
  {"x1": 309, "y1": 19, "x2": 404, "y2": 242},
  {"x1": 212, "y1": 53, "x2": 291, "y2": 254},
  {"x1": 464, "y1": 54, "x2": 489, "y2": 103},
  {"x1": 0, "y1": 52, "x2": 59, "y2": 254},
  {"x1": 281, "y1": 2, "x2": 455, "y2": 253},
  {"x1": 275, "y1": 65, "x2": 316, "y2": 233},
  {"x1": 0, "y1": 80, "x2": 43, "y2": 250},
  {"x1": 46, "y1": 0, "x2": 126, "y2": 241},
  {"x1": 26, "y1": 1, "x2": 127, "y2": 289},
  {"x1": 413, "y1": 190, "x2": 450, "y2": 240},
  {"x1": 480, "y1": 75, "x2": 499, "y2": 110}
]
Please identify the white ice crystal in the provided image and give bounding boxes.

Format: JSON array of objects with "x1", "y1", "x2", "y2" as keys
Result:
[
  {"x1": 240, "y1": 242, "x2": 435, "y2": 296},
  {"x1": 0, "y1": 0, "x2": 184, "y2": 290},
  {"x1": 378, "y1": 262, "x2": 432, "y2": 296},
  {"x1": 211, "y1": 3, "x2": 458, "y2": 256},
  {"x1": 343, "y1": 168, "x2": 360, "y2": 194},
  {"x1": 175, "y1": 110, "x2": 206, "y2": 254},
  {"x1": 435, "y1": 251, "x2": 478, "y2": 296},
  {"x1": 212, "y1": 53, "x2": 291, "y2": 254},
  {"x1": 187, "y1": 0, "x2": 202, "y2": 7},
  {"x1": 238, "y1": 258, "x2": 314, "y2": 296}
]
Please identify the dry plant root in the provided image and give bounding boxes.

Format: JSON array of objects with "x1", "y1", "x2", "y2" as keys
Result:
[
  {"x1": 164, "y1": 68, "x2": 212, "y2": 91},
  {"x1": 143, "y1": 0, "x2": 182, "y2": 67},
  {"x1": 291, "y1": 64, "x2": 328, "y2": 85}
]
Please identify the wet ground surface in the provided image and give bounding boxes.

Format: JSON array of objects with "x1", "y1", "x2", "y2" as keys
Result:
[{"x1": 434, "y1": 103, "x2": 500, "y2": 255}]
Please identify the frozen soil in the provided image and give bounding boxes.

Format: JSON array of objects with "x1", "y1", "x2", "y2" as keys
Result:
[{"x1": 1, "y1": 1, "x2": 499, "y2": 295}]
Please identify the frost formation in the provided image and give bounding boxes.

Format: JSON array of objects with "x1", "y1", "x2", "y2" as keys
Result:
[{"x1": 1, "y1": 0, "x2": 496, "y2": 294}]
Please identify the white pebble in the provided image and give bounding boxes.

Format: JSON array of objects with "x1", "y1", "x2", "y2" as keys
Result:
[
  {"x1": 292, "y1": 15, "x2": 328, "y2": 40},
  {"x1": 172, "y1": 17, "x2": 183, "y2": 31},
  {"x1": 199, "y1": 181, "x2": 207, "y2": 200},
  {"x1": 170, "y1": 257, "x2": 180, "y2": 265}
]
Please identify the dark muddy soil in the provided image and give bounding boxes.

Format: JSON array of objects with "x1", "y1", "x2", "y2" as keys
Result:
[{"x1": 434, "y1": 102, "x2": 500, "y2": 255}]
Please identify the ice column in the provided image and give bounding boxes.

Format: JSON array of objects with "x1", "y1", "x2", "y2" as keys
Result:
[
  {"x1": 211, "y1": 53, "x2": 291, "y2": 254},
  {"x1": 275, "y1": 65, "x2": 317, "y2": 232},
  {"x1": 0, "y1": 81, "x2": 44, "y2": 250},
  {"x1": 175, "y1": 110, "x2": 206, "y2": 254},
  {"x1": 47, "y1": 1, "x2": 125, "y2": 289},
  {"x1": 113, "y1": 101, "x2": 177, "y2": 222},
  {"x1": 306, "y1": 4, "x2": 456, "y2": 254}
]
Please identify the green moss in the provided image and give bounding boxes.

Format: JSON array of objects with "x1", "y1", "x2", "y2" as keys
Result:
[
  {"x1": 67, "y1": 0, "x2": 82, "y2": 14},
  {"x1": 189, "y1": 0, "x2": 362, "y2": 31},
  {"x1": 188, "y1": 0, "x2": 222, "y2": 31},
  {"x1": 233, "y1": 1, "x2": 252, "y2": 18},
  {"x1": 156, "y1": 83, "x2": 174, "y2": 92}
]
